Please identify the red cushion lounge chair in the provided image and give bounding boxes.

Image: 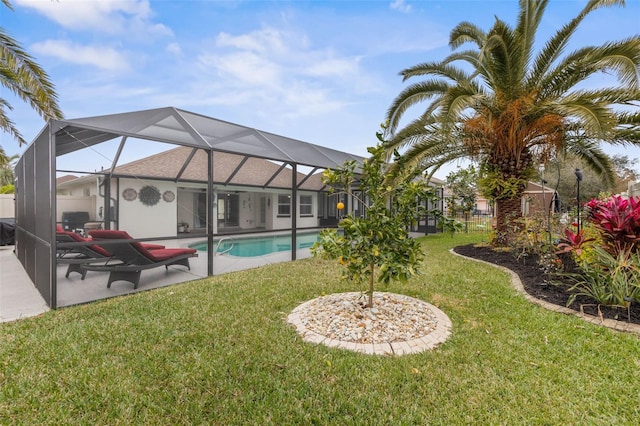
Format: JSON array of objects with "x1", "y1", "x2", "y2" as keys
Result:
[
  {"x1": 85, "y1": 230, "x2": 198, "y2": 289},
  {"x1": 56, "y1": 230, "x2": 165, "y2": 279}
]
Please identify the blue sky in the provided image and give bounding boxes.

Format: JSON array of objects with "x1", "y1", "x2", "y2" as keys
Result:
[{"x1": 2, "y1": 0, "x2": 639, "y2": 179}]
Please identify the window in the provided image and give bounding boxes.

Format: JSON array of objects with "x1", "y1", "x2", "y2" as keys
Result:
[
  {"x1": 277, "y1": 194, "x2": 291, "y2": 217},
  {"x1": 327, "y1": 194, "x2": 338, "y2": 218},
  {"x1": 299, "y1": 195, "x2": 313, "y2": 217}
]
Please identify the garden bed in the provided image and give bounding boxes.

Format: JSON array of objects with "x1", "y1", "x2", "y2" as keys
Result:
[{"x1": 454, "y1": 244, "x2": 640, "y2": 325}]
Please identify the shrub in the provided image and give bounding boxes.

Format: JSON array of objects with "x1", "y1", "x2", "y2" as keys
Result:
[
  {"x1": 438, "y1": 217, "x2": 463, "y2": 237},
  {"x1": 566, "y1": 246, "x2": 640, "y2": 308},
  {"x1": 586, "y1": 195, "x2": 640, "y2": 255},
  {"x1": 555, "y1": 195, "x2": 640, "y2": 308}
]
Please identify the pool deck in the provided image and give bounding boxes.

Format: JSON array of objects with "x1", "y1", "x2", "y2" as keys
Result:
[
  {"x1": 1, "y1": 231, "x2": 427, "y2": 323},
  {"x1": 0, "y1": 245, "x2": 50, "y2": 322},
  {"x1": 1, "y1": 239, "x2": 313, "y2": 323}
]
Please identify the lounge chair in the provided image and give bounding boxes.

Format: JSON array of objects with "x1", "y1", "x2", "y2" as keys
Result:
[
  {"x1": 84, "y1": 230, "x2": 198, "y2": 289},
  {"x1": 56, "y1": 228, "x2": 165, "y2": 279}
]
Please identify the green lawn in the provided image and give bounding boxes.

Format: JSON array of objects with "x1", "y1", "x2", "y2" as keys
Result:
[{"x1": 2, "y1": 233, "x2": 639, "y2": 425}]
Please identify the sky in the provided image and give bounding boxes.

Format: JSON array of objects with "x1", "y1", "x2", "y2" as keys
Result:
[{"x1": 1, "y1": 0, "x2": 639, "y2": 180}]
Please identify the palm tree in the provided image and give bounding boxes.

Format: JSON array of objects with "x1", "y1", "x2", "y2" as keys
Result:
[
  {"x1": 0, "y1": 146, "x2": 18, "y2": 188},
  {"x1": 384, "y1": 0, "x2": 640, "y2": 244},
  {"x1": 1, "y1": 0, "x2": 63, "y2": 147}
]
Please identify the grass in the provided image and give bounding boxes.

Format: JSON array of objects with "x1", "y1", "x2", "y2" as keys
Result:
[{"x1": 2, "y1": 233, "x2": 640, "y2": 424}]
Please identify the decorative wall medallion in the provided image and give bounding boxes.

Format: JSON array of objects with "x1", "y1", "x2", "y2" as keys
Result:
[
  {"x1": 162, "y1": 190, "x2": 175, "y2": 203},
  {"x1": 122, "y1": 188, "x2": 137, "y2": 201},
  {"x1": 139, "y1": 185, "x2": 161, "y2": 206}
]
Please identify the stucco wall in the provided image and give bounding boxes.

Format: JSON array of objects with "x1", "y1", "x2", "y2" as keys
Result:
[
  {"x1": 118, "y1": 178, "x2": 178, "y2": 238},
  {"x1": 57, "y1": 196, "x2": 97, "y2": 222},
  {"x1": 0, "y1": 194, "x2": 14, "y2": 218},
  {"x1": 269, "y1": 192, "x2": 317, "y2": 229}
]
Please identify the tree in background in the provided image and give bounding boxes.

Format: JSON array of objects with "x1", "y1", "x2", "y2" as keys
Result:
[
  {"x1": 0, "y1": 146, "x2": 18, "y2": 192},
  {"x1": 1, "y1": 0, "x2": 63, "y2": 149},
  {"x1": 611, "y1": 155, "x2": 640, "y2": 194},
  {"x1": 383, "y1": 0, "x2": 640, "y2": 245},
  {"x1": 543, "y1": 154, "x2": 639, "y2": 209},
  {"x1": 445, "y1": 165, "x2": 477, "y2": 233}
]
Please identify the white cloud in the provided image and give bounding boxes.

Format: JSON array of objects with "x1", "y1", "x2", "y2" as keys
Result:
[
  {"x1": 200, "y1": 51, "x2": 282, "y2": 87},
  {"x1": 390, "y1": 0, "x2": 412, "y2": 13},
  {"x1": 14, "y1": 0, "x2": 172, "y2": 38},
  {"x1": 190, "y1": 26, "x2": 372, "y2": 120},
  {"x1": 216, "y1": 28, "x2": 291, "y2": 56},
  {"x1": 166, "y1": 42, "x2": 182, "y2": 56},
  {"x1": 30, "y1": 39, "x2": 131, "y2": 72}
]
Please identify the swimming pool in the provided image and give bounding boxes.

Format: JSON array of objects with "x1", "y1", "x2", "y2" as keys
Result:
[{"x1": 189, "y1": 232, "x2": 320, "y2": 257}]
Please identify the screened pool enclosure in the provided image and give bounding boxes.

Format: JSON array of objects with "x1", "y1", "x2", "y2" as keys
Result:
[{"x1": 14, "y1": 107, "x2": 366, "y2": 308}]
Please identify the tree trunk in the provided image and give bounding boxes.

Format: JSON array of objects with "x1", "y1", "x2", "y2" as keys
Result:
[{"x1": 494, "y1": 196, "x2": 524, "y2": 246}]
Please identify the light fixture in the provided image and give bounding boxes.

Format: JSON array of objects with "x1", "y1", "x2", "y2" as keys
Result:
[{"x1": 574, "y1": 168, "x2": 583, "y2": 232}]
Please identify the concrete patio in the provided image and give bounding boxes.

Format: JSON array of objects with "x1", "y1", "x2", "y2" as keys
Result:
[{"x1": 1, "y1": 236, "x2": 314, "y2": 323}]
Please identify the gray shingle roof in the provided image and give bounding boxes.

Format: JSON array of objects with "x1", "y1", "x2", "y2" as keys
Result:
[{"x1": 111, "y1": 146, "x2": 326, "y2": 190}]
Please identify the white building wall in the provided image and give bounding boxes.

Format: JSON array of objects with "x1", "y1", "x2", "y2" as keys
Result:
[
  {"x1": 118, "y1": 178, "x2": 178, "y2": 238},
  {"x1": 0, "y1": 194, "x2": 15, "y2": 218},
  {"x1": 269, "y1": 191, "x2": 317, "y2": 229},
  {"x1": 56, "y1": 196, "x2": 97, "y2": 222}
]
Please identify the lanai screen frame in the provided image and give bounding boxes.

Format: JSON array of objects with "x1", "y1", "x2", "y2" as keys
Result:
[{"x1": 14, "y1": 107, "x2": 364, "y2": 309}]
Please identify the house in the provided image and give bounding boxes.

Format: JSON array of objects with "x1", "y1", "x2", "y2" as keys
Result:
[
  {"x1": 55, "y1": 146, "x2": 340, "y2": 238},
  {"x1": 12, "y1": 107, "x2": 377, "y2": 309},
  {"x1": 453, "y1": 181, "x2": 558, "y2": 218},
  {"x1": 520, "y1": 181, "x2": 559, "y2": 216}
]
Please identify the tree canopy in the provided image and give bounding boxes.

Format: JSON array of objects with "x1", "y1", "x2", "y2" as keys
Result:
[
  {"x1": 1, "y1": 0, "x2": 63, "y2": 147},
  {"x1": 384, "y1": 0, "x2": 640, "y2": 244}
]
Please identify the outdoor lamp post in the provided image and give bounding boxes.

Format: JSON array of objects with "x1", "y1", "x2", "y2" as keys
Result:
[
  {"x1": 574, "y1": 168, "x2": 583, "y2": 233},
  {"x1": 539, "y1": 163, "x2": 551, "y2": 245}
]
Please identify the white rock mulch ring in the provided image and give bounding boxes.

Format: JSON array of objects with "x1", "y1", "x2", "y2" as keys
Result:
[{"x1": 287, "y1": 292, "x2": 452, "y2": 356}]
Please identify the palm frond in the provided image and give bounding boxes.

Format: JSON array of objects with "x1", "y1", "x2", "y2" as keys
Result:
[
  {"x1": 0, "y1": 99, "x2": 24, "y2": 145},
  {"x1": 385, "y1": 80, "x2": 450, "y2": 135},
  {"x1": 528, "y1": 0, "x2": 626, "y2": 84},
  {"x1": 400, "y1": 61, "x2": 473, "y2": 84},
  {"x1": 564, "y1": 135, "x2": 616, "y2": 188},
  {"x1": 0, "y1": 28, "x2": 63, "y2": 144},
  {"x1": 449, "y1": 21, "x2": 486, "y2": 49}
]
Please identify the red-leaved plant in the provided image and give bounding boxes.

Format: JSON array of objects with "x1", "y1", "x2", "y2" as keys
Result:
[
  {"x1": 556, "y1": 228, "x2": 595, "y2": 257},
  {"x1": 586, "y1": 195, "x2": 640, "y2": 256}
]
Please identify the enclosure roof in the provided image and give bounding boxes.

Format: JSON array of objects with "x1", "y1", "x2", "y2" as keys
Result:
[{"x1": 51, "y1": 107, "x2": 365, "y2": 169}]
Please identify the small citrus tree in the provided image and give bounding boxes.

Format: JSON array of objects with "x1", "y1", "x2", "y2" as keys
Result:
[{"x1": 312, "y1": 138, "x2": 439, "y2": 308}]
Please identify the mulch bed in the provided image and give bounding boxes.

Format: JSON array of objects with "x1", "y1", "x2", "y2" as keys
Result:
[{"x1": 453, "y1": 244, "x2": 640, "y2": 325}]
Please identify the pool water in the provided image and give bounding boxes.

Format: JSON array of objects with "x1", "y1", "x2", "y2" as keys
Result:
[{"x1": 189, "y1": 232, "x2": 320, "y2": 257}]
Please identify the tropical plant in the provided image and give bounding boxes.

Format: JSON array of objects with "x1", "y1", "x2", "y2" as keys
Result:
[
  {"x1": 556, "y1": 228, "x2": 596, "y2": 257},
  {"x1": 437, "y1": 216, "x2": 464, "y2": 238},
  {"x1": 0, "y1": 146, "x2": 18, "y2": 186},
  {"x1": 311, "y1": 138, "x2": 439, "y2": 308},
  {"x1": 565, "y1": 245, "x2": 640, "y2": 308},
  {"x1": 1, "y1": 0, "x2": 63, "y2": 147},
  {"x1": 586, "y1": 195, "x2": 640, "y2": 255},
  {"x1": 0, "y1": 183, "x2": 14, "y2": 193},
  {"x1": 383, "y1": 0, "x2": 640, "y2": 245}
]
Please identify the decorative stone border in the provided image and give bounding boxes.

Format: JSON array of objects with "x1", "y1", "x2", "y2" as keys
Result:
[
  {"x1": 450, "y1": 249, "x2": 640, "y2": 336},
  {"x1": 287, "y1": 292, "x2": 452, "y2": 356}
]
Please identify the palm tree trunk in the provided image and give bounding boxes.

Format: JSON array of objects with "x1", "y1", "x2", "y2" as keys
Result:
[{"x1": 494, "y1": 196, "x2": 523, "y2": 246}]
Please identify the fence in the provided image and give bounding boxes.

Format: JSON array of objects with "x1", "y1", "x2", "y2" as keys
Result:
[
  {"x1": 450, "y1": 213, "x2": 495, "y2": 233},
  {"x1": 0, "y1": 194, "x2": 14, "y2": 218}
]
